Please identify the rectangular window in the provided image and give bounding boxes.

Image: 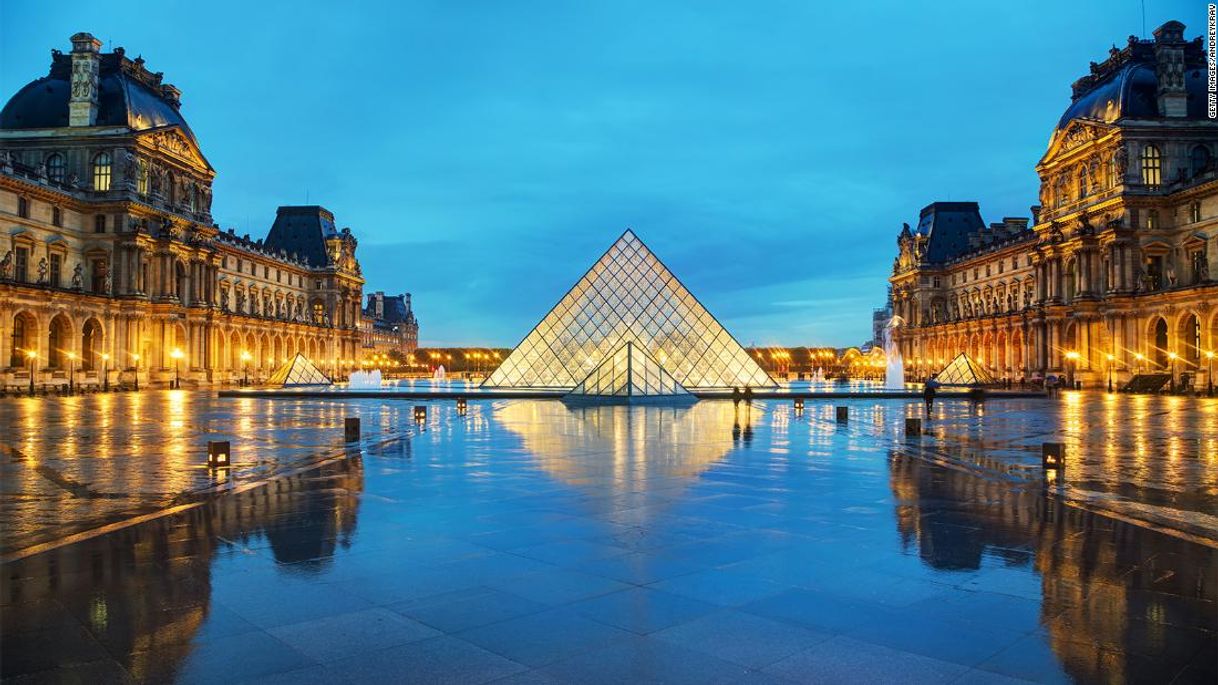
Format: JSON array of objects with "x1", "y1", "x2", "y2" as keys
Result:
[
  {"x1": 17, "y1": 197, "x2": 29, "y2": 218},
  {"x1": 49, "y1": 253, "x2": 61, "y2": 286},
  {"x1": 1147, "y1": 210, "x2": 1159, "y2": 230},
  {"x1": 52, "y1": 206, "x2": 62, "y2": 227},
  {"x1": 94, "y1": 215, "x2": 106, "y2": 233},
  {"x1": 932, "y1": 276, "x2": 941, "y2": 288},
  {"x1": 237, "y1": 258, "x2": 243, "y2": 273},
  {"x1": 91, "y1": 259, "x2": 106, "y2": 293},
  {"x1": 15, "y1": 247, "x2": 29, "y2": 282},
  {"x1": 998, "y1": 262, "x2": 1004, "y2": 274},
  {"x1": 263, "y1": 266, "x2": 269, "y2": 278}
]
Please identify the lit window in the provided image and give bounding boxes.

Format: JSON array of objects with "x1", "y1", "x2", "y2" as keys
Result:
[
  {"x1": 1140, "y1": 144, "x2": 1161, "y2": 188},
  {"x1": 46, "y1": 153, "x2": 65, "y2": 183},
  {"x1": 92, "y1": 152, "x2": 111, "y2": 191},
  {"x1": 1190, "y1": 201, "x2": 1202, "y2": 223}
]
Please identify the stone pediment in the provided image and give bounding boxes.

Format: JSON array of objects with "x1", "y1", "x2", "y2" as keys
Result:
[
  {"x1": 1039, "y1": 119, "x2": 1111, "y2": 166},
  {"x1": 138, "y1": 126, "x2": 212, "y2": 172}
]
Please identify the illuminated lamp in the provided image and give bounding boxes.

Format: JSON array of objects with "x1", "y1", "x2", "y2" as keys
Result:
[
  {"x1": 414, "y1": 405, "x2": 427, "y2": 422},
  {"x1": 207, "y1": 441, "x2": 231, "y2": 468},
  {"x1": 456, "y1": 397, "x2": 468, "y2": 414},
  {"x1": 1042, "y1": 442, "x2": 1064, "y2": 483}
]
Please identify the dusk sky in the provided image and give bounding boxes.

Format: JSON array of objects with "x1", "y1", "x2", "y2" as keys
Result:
[{"x1": 2, "y1": 0, "x2": 1195, "y2": 347}]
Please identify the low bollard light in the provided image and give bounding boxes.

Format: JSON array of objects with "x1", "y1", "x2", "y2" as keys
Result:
[
  {"x1": 836, "y1": 406, "x2": 848, "y2": 422},
  {"x1": 1042, "y1": 442, "x2": 1065, "y2": 483},
  {"x1": 344, "y1": 417, "x2": 360, "y2": 442},
  {"x1": 905, "y1": 417, "x2": 922, "y2": 437},
  {"x1": 207, "y1": 441, "x2": 231, "y2": 468},
  {"x1": 456, "y1": 397, "x2": 468, "y2": 414},
  {"x1": 414, "y1": 405, "x2": 427, "y2": 423}
]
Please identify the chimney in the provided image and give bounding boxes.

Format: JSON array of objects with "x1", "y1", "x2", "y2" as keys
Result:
[
  {"x1": 404, "y1": 293, "x2": 412, "y2": 311},
  {"x1": 1152, "y1": 21, "x2": 1188, "y2": 118},
  {"x1": 68, "y1": 32, "x2": 102, "y2": 127}
]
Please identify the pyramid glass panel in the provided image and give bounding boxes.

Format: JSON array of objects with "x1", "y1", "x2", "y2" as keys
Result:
[
  {"x1": 567, "y1": 342, "x2": 692, "y2": 401},
  {"x1": 485, "y1": 230, "x2": 774, "y2": 391},
  {"x1": 934, "y1": 353, "x2": 997, "y2": 386},
  {"x1": 267, "y1": 353, "x2": 333, "y2": 387}
]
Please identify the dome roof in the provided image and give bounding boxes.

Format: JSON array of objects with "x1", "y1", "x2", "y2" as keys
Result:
[
  {"x1": 0, "y1": 50, "x2": 200, "y2": 147},
  {"x1": 1056, "y1": 58, "x2": 1210, "y2": 129}
]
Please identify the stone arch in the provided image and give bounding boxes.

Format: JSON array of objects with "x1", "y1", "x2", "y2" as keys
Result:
[
  {"x1": 995, "y1": 330, "x2": 1008, "y2": 374},
  {"x1": 1176, "y1": 311, "x2": 1202, "y2": 364},
  {"x1": 229, "y1": 330, "x2": 243, "y2": 369},
  {"x1": 47, "y1": 313, "x2": 73, "y2": 369},
  {"x1": 81, "y1": 317, "x2": 104, "y2": 371},
  {"x1": 1147, "y1": 316, "x2": 1169, "y2": 368},
  {"x1": 9, "y1": 310, "x2": 38, "y2": 368}
]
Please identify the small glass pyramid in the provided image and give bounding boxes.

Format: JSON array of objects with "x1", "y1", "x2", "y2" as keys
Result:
[
  {"x1": 933, "y1": 353, "x2": 997, "y2": 386},
  {"x1": 484, "y1": 230, "x2": 774, "y2": 391},
  {"x1": 566, "y1": 341, "x2": 693, "y2": 402},
  {"x1": 267, "y1": 353, "x2": 333, "y2": 387}
]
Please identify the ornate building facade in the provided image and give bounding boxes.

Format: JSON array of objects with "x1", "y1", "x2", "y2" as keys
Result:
[
  {"x1": 0, "y1": 33, "x2": 365, "y2": 388},
  {"x1": 890, "y1": 21, "x2": 1217, "y2": 389},
  {"x1": 360, "y1": 291, "x2": 419, "y2": 356}
]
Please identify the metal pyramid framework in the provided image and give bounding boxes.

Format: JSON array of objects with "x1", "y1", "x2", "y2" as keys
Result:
[
  {"x1": 267, "y1": 353, "x2": 333, "y2": 387},
  {"x1": 934, "y1": 353, "x2": 997, "y2": 387},
  {"x1": 567, "y1": 341, "x2": 693, "y2": 402},
  {"x1": 483, "y1": 230, "x2": 774, "y2": 391}
]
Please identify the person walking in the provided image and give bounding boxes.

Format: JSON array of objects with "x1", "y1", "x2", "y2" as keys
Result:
[{"x1": 923, "y1": 376, "x2": 938, "y2": 418}]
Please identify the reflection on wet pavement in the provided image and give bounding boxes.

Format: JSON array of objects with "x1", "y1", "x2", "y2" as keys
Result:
[{"x1": 1, "y1": 396, "x2": 1215, "y2": 683}]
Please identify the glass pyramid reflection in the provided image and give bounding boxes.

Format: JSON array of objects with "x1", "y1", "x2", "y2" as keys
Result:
[
  {"x1": 934, "y1": 353, "x2": 996, "y2": 386},
  {"x1": 566, "y1": 341, "x2": 694, "y2": 402},
  {"x1": 267, "y1": 353, "x2": 333, "y2": 387},
  {"x1": 483, "y1": 230, "x2": 774, "y2": 391}
]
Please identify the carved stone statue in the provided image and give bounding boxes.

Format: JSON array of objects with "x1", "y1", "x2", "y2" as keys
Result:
[
  {"x1": 103, "y1": 266, "x2": 112, "y2": 294},
  {"x1": 36, "y1": 258, "x2": 48, "y2": 284},
  {"x1": 1114, "y1": 145, "x2": 1128, "y2": 177},
  {"x1": 71, "y1": 263, "x2": 83, "y2": 289},
  {"x1": 120, "y1": 149, "x2": 137, "y2": 191},
  {"x1": 1165, "y1": 259, "x2": 1177, "y2": 287},
  {"x1": 220, "y1": 288, "x2": 229, "y2": 310},
  {"x1": 0, "y1": 250, "x2": 11, "y2": 279}
]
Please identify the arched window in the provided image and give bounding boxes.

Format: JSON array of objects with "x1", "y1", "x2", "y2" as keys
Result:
[
  {"x1": 1140, "y1": 144, "x2": 1161, "y2": 188},
  {"x1": 1191, "y1": 145, "x2": 1211, "y2": 177},
  {"x1": 46, "y1": 153, "x2": 65, "y2": 183},
  {"x1": 91, "y1": 152, "x2": 111, "y2": 191},
  {"x1": 137, "y1": 158, "x2": 149, "y2": 196},
  {"x1": 1076, "y1": 166, "x2": 1087, "y2": 200},
  {"x1": 10, "y1": 315, "x2": 28, "y2": 367}
]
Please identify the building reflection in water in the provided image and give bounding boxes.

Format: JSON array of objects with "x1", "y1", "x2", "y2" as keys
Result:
[
  {"x1": 888, "y1": 450, "x2": 1216, "y2": 683},
  {"x1": 0, "y1": 456, "x2": 364, "y2": 683}
]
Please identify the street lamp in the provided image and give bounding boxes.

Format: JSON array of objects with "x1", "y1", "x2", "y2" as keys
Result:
[
  {"x1": 1105, "y1": 353, "x2": 1114, "y2": 393},
  {"x1": 1064, "y1": 350, "x2": 1079, "y2": 389},
  {"x1": 132, "y1": 353, "x2": 140, "y2": 391},
  {"x1": 1167, "y1": 351, "x2": 1178, "y2": 393},
  {"x1": 101, "y1": 353, "x2": 110, "y2": 391},
  {"x1": 25, "y1": 350, "x2": 36, "y2": 396},
  {"x1": 1206, "y1": 351, "x2": 1215, "y2": 397},
  {"x1": 240, "y1": 350, "x2": 252, "y2": 386},
  {"x1": 66, "y1": 351, "x2": 77, "y2": 394},
  {"x1": 1133, "y1": 352, "x2": 1144, "y2": 375},
  {"x1": 170, "y1": 348, "x2": 184, "y2": 389}
]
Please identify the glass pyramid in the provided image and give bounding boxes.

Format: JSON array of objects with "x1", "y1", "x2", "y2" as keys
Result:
[
  {"x1": 566, "y1": 341, "x2": 693, "y2": 402},
  {"x1": 483, "y1": 230, "x2": 774, "y2": 391},
  {"x1": 933, "y1": 353, "x2": 997, "y2": 387},
  {"x1": 267, "y1": 353, "x2": 333, "y2": 387}
]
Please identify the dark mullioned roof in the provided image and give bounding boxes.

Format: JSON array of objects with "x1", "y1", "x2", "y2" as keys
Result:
[
  {"x1": 914, "y1": 202, "x2": 986, "y2": 264},
  {"x1": 264, "y1": 206, "x2": 339, "y2": 267}
]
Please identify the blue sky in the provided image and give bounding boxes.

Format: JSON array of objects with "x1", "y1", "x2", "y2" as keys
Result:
[{"x1": 2, "y1": 0, "x2": 1195, "y2": 346}]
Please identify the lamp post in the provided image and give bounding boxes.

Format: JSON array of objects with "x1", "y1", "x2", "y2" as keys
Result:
[
  {"x1": 1064, "y1": 350, "x2": 1079, "y2": 389},
  {"x1": 1105, "y1": 353, "x2": 1114, "y2": 393},
  {"x1": 66, "y1": 351, "x2": 76, "y2": 394},
  {"x1": 1167, "y1": 351, "x2": 1178, "y2": 393},
  {"x1": 170, "y1": 348, "x2": 184, "y2": 389},
  {"x1": 1206, "y1": 350, "x2": 1215, "y2": 397},
  {"x1": 132, "y1": 353, "x2": 140, "y2": 391},
  {"x1": 101, "y1": 353, "x2": 109, "y2": 391},
  {"x1": 1133, "y1": 352, "x2": 1144, "y2": 376},
  {"x1": 240, "y1": 350, "x2": 252, "y2": 386},
  {"x1": 25, "y1": 350, "x2": 36, "y2": 396}
]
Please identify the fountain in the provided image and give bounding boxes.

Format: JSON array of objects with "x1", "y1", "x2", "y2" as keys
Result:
[
  {"x1": 348, "y1": 369, "x2": 383, "y2": 389},
  {"x1": 883, "y1": 316, "x2": 906, "y2": 390},
  {"x1": 811, "y1": 367, "x2": 825, "y2": 383},
  {"x1": 433, "y1": 365, "x2": 446, "y2": 383}
]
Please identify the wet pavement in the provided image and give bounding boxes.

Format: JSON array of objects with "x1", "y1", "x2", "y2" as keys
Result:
[{"x1": 1, "y1": 394, "x2": 1215, "y2": 683}]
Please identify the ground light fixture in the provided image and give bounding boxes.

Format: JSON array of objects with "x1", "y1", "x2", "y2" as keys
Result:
[
  {"x1": 1042, "y1": 442, "x2": 1065, "y2": 484},
  {"x1": 414, "y1": 405, "x2": 427, "y2": 423},
  {"x1": 131, "y1": 353, "x2": 140, "y2": 391},
  {"x1": 1168, "y1": 351, "x2": 1179, "y2": 392},
  {"x1": 344, "y1": 417, "x2": 360, "y2": 442},
  {"x1": 456, "y1": 397, "x2": 468, "y2": 414},
  {"x1": 206, "y1": 440, "x2": 231, "y2": 468}
]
